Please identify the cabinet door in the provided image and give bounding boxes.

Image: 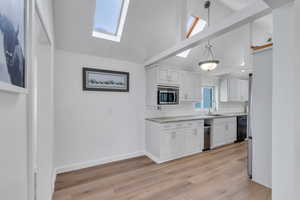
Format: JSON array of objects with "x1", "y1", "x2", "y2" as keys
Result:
[
  {"x1": 161, "y1": 131, "x2": 185, "y2": 159},
  {"x1": 228, "y1": 79, "x2": 240, "y2": 101},
  {"x1": 211, "y1": 123, "x2": 226, "y2": 148},
  {"x1": 220, "y1": 79, "x2": 229, "y2": 102},
  {"x1": 185, "y1": 128, "x2": 202, "y2": 155},
  {"x1": 157, "y1": 69, "x2": 169, "y2": 85},
  {"x1": 240, "y1": 80, "x2": 249, "y2": 101},
  {"x1": 169, "y1": 70, "x2": 180, "y2": 84},
  {"x1": 192, "y1": 73, "x2": 202, "y2": 100},
  {"x1": 180, "y1": 71, "x2": 191, "y2": 100},
  {"x1": 181, "y1": 72, "x2": 201, "y2": 101},
  {"x1": 157, "y1": 69, "x2": 180, "y2": 85},
  {"x1": 227, "y1": 120, "x2": 237, "y2": 143}
]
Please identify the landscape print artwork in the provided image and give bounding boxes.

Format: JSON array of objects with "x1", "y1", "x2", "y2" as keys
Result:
[
  {"x1": 83, "y1": 68, "x2": 129, "y2": 92},
  {"x1": 0, "y1": 0, "x2": 25, "y2": 88}
]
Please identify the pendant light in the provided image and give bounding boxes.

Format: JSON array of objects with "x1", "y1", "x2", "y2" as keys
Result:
[{"x1": 198, "y1": 0, "x2": 219, "y2": 71}]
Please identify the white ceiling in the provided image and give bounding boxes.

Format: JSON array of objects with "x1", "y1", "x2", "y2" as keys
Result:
[
  {"x1": 53, "y1": 0, "x2": 273, "y2": 74},
  {"x1": 219, "y1": 0, "x2": 257, "y2": 11},
  {"x1": 53, "y1": 0, "x2": 183, "y2": 63}
]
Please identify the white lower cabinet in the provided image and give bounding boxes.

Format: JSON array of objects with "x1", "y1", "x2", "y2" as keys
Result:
[
  {"x1": 160, "y1": 130, "x2": 185, "y2": 159},
  {"x1": 211, "y1": 117, "x2": 237, "y2": 148},
  {"x1": 146, "y1": 120, "x2": 204, "y2": 163},
  {"x1": 185, "y1": 128, "x2": 203, "y2": 154}
]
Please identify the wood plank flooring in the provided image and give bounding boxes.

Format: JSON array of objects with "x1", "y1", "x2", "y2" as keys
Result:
[{"x1": 53, "y1": 142, "x2": 271, "y2": 200}]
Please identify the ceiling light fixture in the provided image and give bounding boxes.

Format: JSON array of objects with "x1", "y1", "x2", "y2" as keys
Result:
[{"x1": 199, "y1": 1, "x2": 220, "y2": 71}]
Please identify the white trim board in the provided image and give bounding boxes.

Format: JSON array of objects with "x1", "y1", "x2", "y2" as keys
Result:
[
  {"x1": 51, "y1": 170, "x2": 57, "y2": 195},
  {"x1": 144, "y1": 0, "x2": 271, "y2": 67},
  {"x1": 55, "y1": 151, "x2": 144, "y2": 174},
  {"x1": 0, "y1": 82, "x2": 28, "y2": 94}
]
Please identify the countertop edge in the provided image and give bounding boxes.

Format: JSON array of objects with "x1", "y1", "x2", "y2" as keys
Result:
[{"x1": 146, "y1": 113, "x2": 248, "y2": 124}]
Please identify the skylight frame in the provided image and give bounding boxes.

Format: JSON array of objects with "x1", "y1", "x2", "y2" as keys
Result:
[
  {"x1": 177, "y1": 15, "x2": 207, "y2": 58},
  {"x1": 93, "y1": 0, "x2": 130, "y2": 42},
  {"x1": 186, "y1": 16, "x2": 200, "y2": 39}
]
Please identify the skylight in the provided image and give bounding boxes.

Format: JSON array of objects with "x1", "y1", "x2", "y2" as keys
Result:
[
  {"x1": 93, "y1": 0, "x2": 130, "y2": 42},
  {"x1": 177, "y1": 16, "x2": 207, "y2": 58}
]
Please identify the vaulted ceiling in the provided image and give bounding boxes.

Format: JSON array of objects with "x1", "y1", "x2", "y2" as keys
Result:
[
  {"x1": 54, "y1": 0, "x2": 183, "y2": 63},
  {"x1": 53, "y1": 0, "x2": 273, "y2": 69}
]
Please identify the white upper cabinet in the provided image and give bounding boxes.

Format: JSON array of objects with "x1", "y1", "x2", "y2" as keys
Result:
[
  {"x1": 220, "y1": 78, "x2": 248, "y2": 102},
  {"x1": 157, "y1": 69, "x2": 180, "y2": 86},
  {"x1": 180, "y1": 71, "x2": 202, "y2": 102},
  {"x1": 240, "y1": 80, "x2": 249, "y2": 101},
  {"x1": 146, "y1": 66, "x2": 203, "y2": 106}
]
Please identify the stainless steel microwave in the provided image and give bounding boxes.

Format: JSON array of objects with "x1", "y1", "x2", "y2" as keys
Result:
[{"x1": 157, "y1": 86, "x2": 179, "y2": 105}]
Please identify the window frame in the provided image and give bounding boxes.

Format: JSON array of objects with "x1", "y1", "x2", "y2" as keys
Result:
[
  {"x1": 186, "y1": 16, "x2": 200, "y2": 39},
  {"x1": 195, "y1": 86, "x2": 216, "y2": 110},
  {"x1": 177, "y1": 15, "x2": 206, "y2": 58},
  {"x1": 92, "y1": 0, "x2": 130, "y2": 42}
]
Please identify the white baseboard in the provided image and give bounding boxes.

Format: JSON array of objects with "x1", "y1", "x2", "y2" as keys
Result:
[
  {"x1": 145, "y1": 150, "x2": 203, "y2": 164},
  {"x1": 252, "y1": 176, "x2": 272, "y2": 189},
  {"x1": 55, "y1": 151, "x2": 144, "y2": 174},
  {"x1": 145, "y1": 152, "x2": 162, "y2": 164}
]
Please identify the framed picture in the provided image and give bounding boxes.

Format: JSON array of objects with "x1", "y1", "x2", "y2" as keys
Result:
[
  {"x1": 83, "y1": 68, "x2": 129, "y2": 92},
  {"x1": 0, "y1": 0, "x2": 26, "y2": 92}
]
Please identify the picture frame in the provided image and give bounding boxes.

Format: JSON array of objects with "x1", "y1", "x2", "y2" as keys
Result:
[
  {"x1": 83, "y1": 67, "x2": 130, "y2": 92},
  {"x1": 0, "y1": 0, "x2": 27, "y2": 93}
]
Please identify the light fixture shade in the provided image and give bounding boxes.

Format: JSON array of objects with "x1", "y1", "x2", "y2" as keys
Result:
[{"x1": 199, "y1": 60, "x2": 219, "y2": 71}]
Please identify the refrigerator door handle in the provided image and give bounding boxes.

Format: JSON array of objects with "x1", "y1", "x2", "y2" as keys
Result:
[{"x1": 247, "y1": 73, "x2": 253, "y2": 179}]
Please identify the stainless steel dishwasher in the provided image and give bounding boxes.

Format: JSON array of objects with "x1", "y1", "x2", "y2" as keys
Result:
[{"x1": 203, "y1": 120, "x2": 212, "y2": 151}]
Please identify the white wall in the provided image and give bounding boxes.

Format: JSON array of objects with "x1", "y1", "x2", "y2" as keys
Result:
[
  {"x1": 54, "y1": 50, "x2": 146, "y2": 173},
  {"x1": 252, "y1": 49, "x2": 272, "y2": 188},
  {"x1": 0, "y1": 0, "x2": 54, "y2": 200},
  {"x1": 0, "y1": 93, "x2": 28, "y2": 199},
  {"x1": 272, "y1": 1, "x2": 299, "y2": 199}
]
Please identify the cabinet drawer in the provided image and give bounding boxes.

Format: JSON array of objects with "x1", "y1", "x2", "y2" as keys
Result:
[
  {"x1": 162, "y1": 120, "x2": 204, "y2": 130},
  {"x1": 186, "y1": 121, "x2": 204, "y2": 129},
  {"x1": 213, "y1": 117, "x2": 236, "y2": 125},
  {"x1": 161, "y1": 122, "x2": 186, "y2": 130},
  {"x1": 160, "y1": 131, "x2": 185, "y2": 159}
]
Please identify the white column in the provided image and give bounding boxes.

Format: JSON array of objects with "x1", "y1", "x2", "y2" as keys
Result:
[{"x1": 272, "y1": 1, "x2": 299, "y2": 199}]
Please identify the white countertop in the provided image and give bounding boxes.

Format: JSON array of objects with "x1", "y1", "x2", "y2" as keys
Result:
[{"x1": 146, "y1": 113, "x2": 248, "y2": 124}]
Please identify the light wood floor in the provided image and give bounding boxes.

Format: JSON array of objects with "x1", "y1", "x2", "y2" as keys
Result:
[{"x1": 53, "y1": 142, "x2": 271, "y2": 200}]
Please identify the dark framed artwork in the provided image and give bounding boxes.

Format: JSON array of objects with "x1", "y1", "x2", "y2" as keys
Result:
[
  {"x1": 0, "y1": 0, "x2": 26, "y2": 90},
  {"x1": 83, "y1": 68, "x2": 129, "y2": 92}
]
